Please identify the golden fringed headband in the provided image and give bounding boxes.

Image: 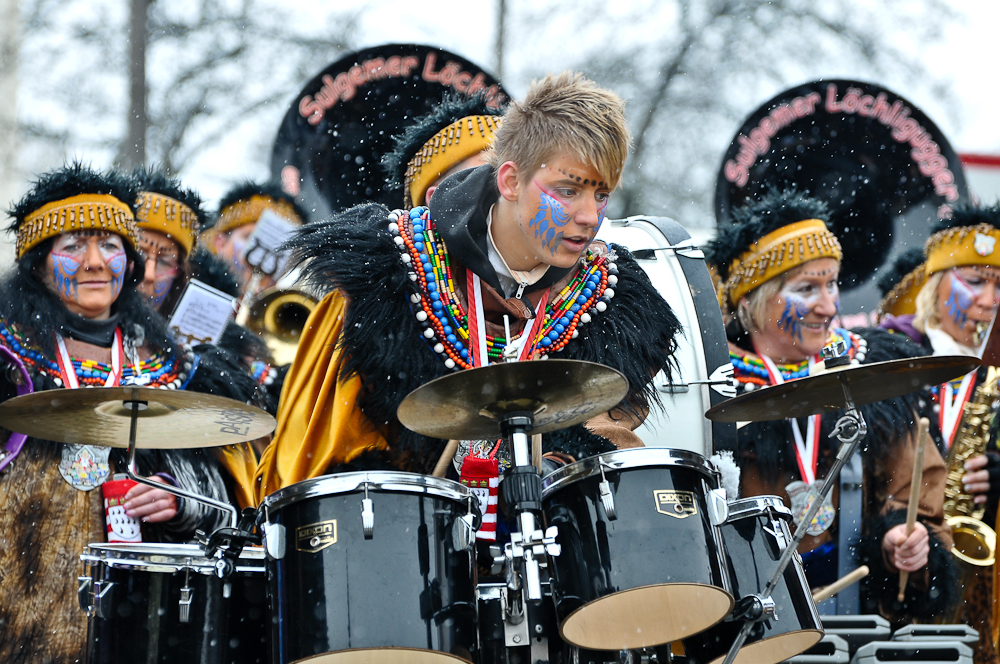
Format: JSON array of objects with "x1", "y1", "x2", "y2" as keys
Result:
[
  {"x1": 204, "y1": 194, "x2": 303, "y2": 254},
  {"x1": 135, "y1": 191, "x2": 199, "y2": 257},
  {"x1": 17, "y1": 193, "x2": 137, "y2": 259},
  {"x1": 719, "y1": 219, "x2": 843, "y2": 309},
  {"x1": 405, "y1": 115, "x2": 502, "y2": 208},
  {"x1": 877, "y1": 264, "x2": 926, "y2": 318},
  {"x1": 925, "y1": 223, "x2": 1000, "y2": 275}
]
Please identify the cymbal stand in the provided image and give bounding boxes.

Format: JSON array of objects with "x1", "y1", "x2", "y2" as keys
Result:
[
  {"x1": 720, "y1": 374, "x2": 867, "y2": 664},
  {"x1": 122, "y1": 398, "x2": 240, "y2": 531},
  {"x1": 497, "y1": 410, "x2": 561, "y2": 603}
]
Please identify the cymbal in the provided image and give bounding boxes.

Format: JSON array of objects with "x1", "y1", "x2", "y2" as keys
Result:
[
  {"x1": 706, "y1": 355, "x2": 979, "y2": 423},
  {"x1": 397, "y1": 359, "x2": 629, "y2": 440},
  {"x1": 0, "y1": 386, "x2": 275, "y2": 448}
]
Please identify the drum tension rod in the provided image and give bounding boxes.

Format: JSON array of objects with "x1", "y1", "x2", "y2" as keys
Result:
[
  {"x1": 361, "y1": 482, "x2": 375, "y2": 539},
  {"x1": 598, "y1": 461, "x2": 617, "y2": 521}
]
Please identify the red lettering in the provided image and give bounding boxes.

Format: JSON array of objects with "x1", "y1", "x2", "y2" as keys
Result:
[
  {"x1": 760, "y1": 117, "x2": 776, "y2": 137},
  {"x1": 467, "y1": 72, "x2": 487, "y2": 97},
  {"x1": 857, "y1": 95, "x2": 875, "y2": 117},
  {"x1": 454, "y1": 71, "x2": 473, "y2": 93},
  {"x1": 770, "y1": 105, "x2": 795, "y2": 127},
  {"x1": 825, "y1": 84, "x2": 842, "y2": 113},
  {"x1": 349, "y1": 66, "x2": 366, "y2": 88},
  {"x1": 299, "y1": 96, "x2": 323, "y2": 125},
  {"x1": 363, "y1": 58, "x2": 386, "y2": 80},
  {"x1": 386, "y1": 56, "x2": 401, "y2": 76},
  {"x1": 439, "y1": 62, "x2": 460, "y2": 86},
  {"x1": 423, "y1": 53, "x2": 441, "y2": 82},
  {"x1": 803, "y1": 92, "x2": 821, "y2": 114},
  {"x1": 725, "y1": 160, "x2": 749, "y2": 187},
  {"x1": 401, "y1": 56, "x2": 420, "y2": 77},
  {"x1": 932, "y1": 170, "x2": 954, "y2": 188},
  {"x1": 749, "y1": 128, "x2": 770, "y2": 154},
  {"x1": 918, "y1": 154, "x2": 948, "y2": 178}
]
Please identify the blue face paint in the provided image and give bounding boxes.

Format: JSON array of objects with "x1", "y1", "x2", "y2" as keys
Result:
[
  {"x1": 946, "y1": 274, "x2": 974, "y2": 328},
  {"x1": 777, "y1": 298, "x2": 810, "y2": 343},
  {"x1": 107, "y1": 251, "x2": 127, "y2": 301},
  {"x1": 150, "y1": 275, "x2": 174, "y2": 309},
  {"x1": 528, "y1": 188, "x2": 571, "y2": 256},
  {"x1": 51, "y1": 252, "x2": 82, "y2": 302}
]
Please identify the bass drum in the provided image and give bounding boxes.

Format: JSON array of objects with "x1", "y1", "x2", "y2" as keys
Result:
[{"x1": 596, "y1": 217, "x2": 736, "y2": 457}]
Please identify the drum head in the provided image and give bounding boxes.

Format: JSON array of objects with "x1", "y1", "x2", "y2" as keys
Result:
[
  {"x1": 706, "y1": 629, "x2": 823, "y2": 664},
  {"x1": 559, "y1": 583, "x2": 733, "y2": 651},
  {"x1": 295, "y1": 648, "x2": 471, "y2": 663}
]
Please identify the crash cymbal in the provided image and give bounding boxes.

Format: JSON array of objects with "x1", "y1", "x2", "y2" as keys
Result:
[
  {"x1": 397, "y1": 359, "x2": 629, "y2": 440},
  {"x1": 0, "y1": 386, "x2": 275, "y2": 448},
  {"x1": 706, "y1": 355, "x2": 979, "y2": 423}
]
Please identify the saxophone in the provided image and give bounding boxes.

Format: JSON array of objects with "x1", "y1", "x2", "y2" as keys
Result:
[{"x1": 943, "y1": 365, "x2": 998, "y2": 568}]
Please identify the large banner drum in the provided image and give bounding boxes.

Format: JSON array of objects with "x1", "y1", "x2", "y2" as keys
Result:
[
  {"x1": 597, "y1": 217, "x2": 737, "y2": 457},
  {"x1": 541, "y1": 448, "x2": 733, "y2": 651},
  {"x1": 271, "y1": 44, "x2": 508, "y2": 220},
  {"x1": 716, "y1": 79, "x2": 969, "y2": 313},
  {"x1": 259, "y1": 472, "x2": 479, "y2": 663},
  {"x1": 79, "y1": 543, "x2": 269, "y2": 664},
  {"x1": 683, "y1": 497, "x2": 823, "y2": 664}
]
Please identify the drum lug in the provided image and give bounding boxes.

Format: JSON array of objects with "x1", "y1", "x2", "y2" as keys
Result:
[
  {"x1": 86, "y1": 577, "x2": 115, "y2": 620},
  {"x1": 730, "y1": 593, "x2": 777, "y2": 624},
  {"x1": 452, "y1": 513, "x2": 476, "y2": 551},
  {"x1": 598, "y1": 462, "x2": 617, "y2": 521},
  {"x1": 263, "y1": 521, "x2": 286, "y2": 559},
  {"x1": 361, "y1": 483, "x2": 375, "y2": 539},
  {"x1": 707, "y1": 488, "x2": 729, "y2": 526},
  {"x1": 77, "y1": 576, "x2": 93, "y2": 616},
  {"x1": 179, "y1": 571, "x2": 194, "y2": 624}
]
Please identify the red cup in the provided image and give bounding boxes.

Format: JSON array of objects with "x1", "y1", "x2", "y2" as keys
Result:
[{"x1": 102, "y1": 474, "x2": 143, "y2": 543}]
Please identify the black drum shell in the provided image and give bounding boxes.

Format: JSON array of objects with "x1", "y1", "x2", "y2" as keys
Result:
[
  {"x1": 84, "y1": 554, "x2": 268, "y2": 664},
  {"x1": 263, "y1": 474, "x2": 478, "y2": 663},
  {"x1": 542, "y1": 449, "x2": 732, "y2": 649},
  {"x1": 683, "y1": 497, "x2": 823, "y2": 664}
]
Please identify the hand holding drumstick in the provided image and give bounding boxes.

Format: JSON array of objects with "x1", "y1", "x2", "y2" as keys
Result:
[{"x1": 894, "y1": 417, "x2": 930, "y2": 602}]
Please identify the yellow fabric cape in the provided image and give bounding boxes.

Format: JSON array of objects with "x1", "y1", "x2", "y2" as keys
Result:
[{"x1": 253, "y1": 290, "x2": 388, "y2": 504}]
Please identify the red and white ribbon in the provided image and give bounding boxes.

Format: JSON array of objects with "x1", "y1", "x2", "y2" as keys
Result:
[
  {"x1": 55, "y1": 328, "x2": 125, "y2": 389},
  {"x1": 466, "y1": 269, "x2": 549, "y2": 367},
  {"x1": 757, "y1": 350, "x2": 821, "y2": 485},
  {"x1": 938, "y1": 371, "x2": 977, "y2": 450}
]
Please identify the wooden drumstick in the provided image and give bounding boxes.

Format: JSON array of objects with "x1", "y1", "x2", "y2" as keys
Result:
[
  {"x1": 432, "y1": 439, "x2": 460, "y2": 478},
  {"x1": 812, "y1": 565, "x2": 870, "y2": 603},
  {"x1": 532, "y1": 433, "x2": 543, "y2": 473},
  {"x1": 897, "y1": 417, "x2": 930, "y2": 601}
]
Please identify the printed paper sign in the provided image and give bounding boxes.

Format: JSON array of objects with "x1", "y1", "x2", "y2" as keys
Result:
[
  {"x1": 240, "y1": 209, "x2": 297, "y2": 277},
  {"x1": 167, "y1": 279, "x2": 236, "y2": 346}
]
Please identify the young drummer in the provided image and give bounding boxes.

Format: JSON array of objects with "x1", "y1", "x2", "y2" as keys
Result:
[{"x1": 256, "y1": 72, "x2": 681, "y2": 502}]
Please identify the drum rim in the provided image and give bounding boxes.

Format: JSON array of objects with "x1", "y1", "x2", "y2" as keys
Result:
[
  {"x1": 542, "y1": 447, "x2": 717, "y2": 497},
  {"x1": 81, "y1": 542, "x2": 265, "y2": 574},
  {"x1": 727, "y1": 495, "x2": 793, "y2": 521},
  {"x1": 261, "y1": 470, "x2": 472, "y2": 515}
]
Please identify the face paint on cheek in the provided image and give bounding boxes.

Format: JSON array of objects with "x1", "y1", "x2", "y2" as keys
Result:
[
  {"x1": 946, "y1": 274, "x2": 975, "y2": 327},
  {"x1": 777, "y1": 296, "x2": 810, "y2": 343},
  {"x1": 528, "y1": 185, "x2": 571, "y2": 256},
  {"x1": 596, "y1": 198, "x2": 609, "y2": 234},
  {"x1": 51, "y1": 253, "x2": 82, "y2": 302},
  {"x1": 106, "y1": 252, "x2": 127, "y2": 300},
  {"x1": 150, "y1": 276, "x2": 174, "y2": 309}
]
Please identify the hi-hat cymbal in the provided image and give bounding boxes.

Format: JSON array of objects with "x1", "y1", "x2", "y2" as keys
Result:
[
  {"x1": 397, "y1": 359, "x2": 629, "y2": 440},
  {"x1": 706, "y1": 355, "x2": 979, "y2": 423},
  {"x1": 0, "y1": 386, "x2": 275, "y2": 448}
]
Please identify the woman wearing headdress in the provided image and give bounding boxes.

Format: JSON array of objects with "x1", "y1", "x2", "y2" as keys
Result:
[
  {"x1": 0, "y1": 163, "x2": 259, "y2": 662},
  {"x1": 879, "y1": 205, "x2": 1000, "y2": 663},
  {"x1": 706, "y1": 188, "x2": 955, "y2": 623}
]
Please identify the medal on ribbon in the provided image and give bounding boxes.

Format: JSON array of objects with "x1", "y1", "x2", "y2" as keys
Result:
[
  {"x1": 58, "y1": 444, "x2": 111, "y2": 491},
  {"x1": 786, "y1": 480, "x2": 836, "y2": 535}
]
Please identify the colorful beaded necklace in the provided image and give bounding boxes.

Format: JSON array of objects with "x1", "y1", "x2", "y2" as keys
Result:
[
  {"x1": 731, "y1": 328, "x2": 866, "y2": 390},
  {"x1": 0, "y1": 322, "x2": 185, "y2": 388},
  {"x1": 390, "y1": 207, "x2": 618, "y2": 370}
]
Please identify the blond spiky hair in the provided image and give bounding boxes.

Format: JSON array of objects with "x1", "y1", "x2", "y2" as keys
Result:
[{"x1": 486, "y1": 72, "x2": 631, "y2": 189}]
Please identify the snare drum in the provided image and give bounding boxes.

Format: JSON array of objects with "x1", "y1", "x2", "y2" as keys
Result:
[
  {"x1": 542, "y1": 448, "x2": 733, "y2": 651},
  {"x1": 260, "y1": 472, "x2": 479, "y2": 663},
  {"x1": 683, "y1": 496, "x2": 823, "y2": 664},
  {"x1": 79, "y1": 542, "x2": 268, "y2": 664}
]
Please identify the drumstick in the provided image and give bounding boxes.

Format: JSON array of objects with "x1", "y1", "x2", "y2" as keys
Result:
[
  {"x1": 812, "y1": 565, "x2": 870, "y2": 603},
  {"x1": 897, "y1": 416, "x2": 930, "y2": 601},
  {"x1": 532, "y1": 433, "x2": 543, "y2": 473},
  {"x1": 432, "y1": 439, "x2": 460, "y2": 478}
]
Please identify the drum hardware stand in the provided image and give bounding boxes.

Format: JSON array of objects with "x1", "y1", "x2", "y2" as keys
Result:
[
  {"x1": 720, "y1": 373, "x2": 867, "y2": 664},
  {"x1": 498, "y1": 410, "x2": 562, "y2": 603},
  {"x1": 120, "y1": 399, "x2": 253, "y2": 577}
]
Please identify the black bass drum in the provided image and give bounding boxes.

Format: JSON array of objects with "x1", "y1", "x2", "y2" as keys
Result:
[
  {"x1": 683, "y1": 496, "x2": 822, "y2": 664},
  {"x1": 259, "y1": 471, "x2": 479, "y2": 663},
  {"x1": 542, "y1": 448, "x2": 733, "y2": 651},
  {"x1": 80, "y1": 542, "x2": 268, "y2": 664}
]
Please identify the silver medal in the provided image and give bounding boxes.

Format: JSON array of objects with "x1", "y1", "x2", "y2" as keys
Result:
[
  {"x1": 58, "y1": 444, "x2": 111, "y2": 491},
  {"x1": 786, "y1": 479, "x2": 836, "y2": 535}
]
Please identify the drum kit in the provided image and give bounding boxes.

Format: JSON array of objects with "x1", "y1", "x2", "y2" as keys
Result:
[{"x1": 0, "y1": 350, "x2": 979, "y2": 664}]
